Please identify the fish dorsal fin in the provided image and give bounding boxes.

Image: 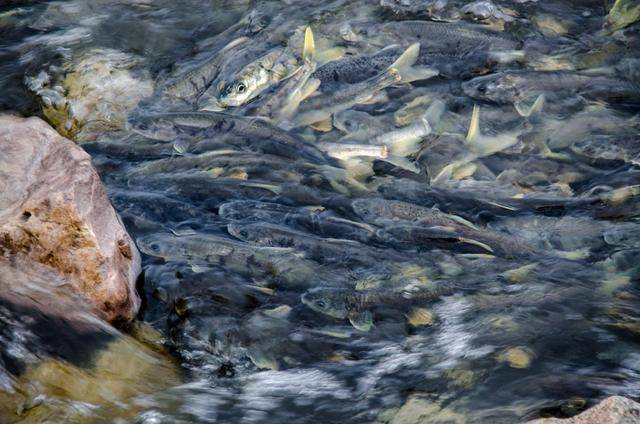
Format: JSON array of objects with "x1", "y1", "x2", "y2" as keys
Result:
[
  {"x1": 348, "y1": 310, "x2": 373, "y2": 332},
  {"x1": 303, "y1": 26, "x2": 315, "y2": 63},
  {"x1": 466, "y1": 104, "x2": 481, "y2": 144}
]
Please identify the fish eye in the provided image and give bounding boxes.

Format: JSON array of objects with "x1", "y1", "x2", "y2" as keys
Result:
[
  {"x1": 477, "y1": 84, "x2": 487, "y2": 93},
  {"x1": 236, "y1": 82, "x2": 247, "y2": 93},
  {"x1": 315, "y1": 300, "x2": 326, "y2": 308}
]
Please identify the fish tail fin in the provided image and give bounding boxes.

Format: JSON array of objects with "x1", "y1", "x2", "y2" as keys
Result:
[
  {"x1": 303, "y1": 26, "x2": 315, "y2": 63},
  {"x1": 388, "y1": 43, "x2": 439, "y2": 83},
  {"x1": 423, "y1": 99, "x2": 445, "y2": 127},
  {"x1": 488, "y1": 49, "x2": 525, "y2": 63},
  {"x1": 278, "y1": 78, "x2": 320, "y2": 121},
  {"x1": 515, "y1": 94, "x2": 546, "y2": 117},
  {"x1": 384, "y1": 155, "x2": 420, "y2": 173},
  {"x1": 369, "y1": 67, "x2": 402, "y2": 90},
  {"x1": 387, "y1": 118, "x2": 431, "y2": 156}
]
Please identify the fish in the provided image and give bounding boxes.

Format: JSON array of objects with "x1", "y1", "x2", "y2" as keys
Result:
[
  {"x1": 252, "y1": 27, "x2": 320, "y2": 122},
  {"x1": 428, "y1": 104, "x2": 521, "y2": 184},
  {"x1": 227, "y1": 221, "x2": 377, "y2": 266},
  {"x1": 462, "y1": 70, "x2": 640, "y2": 109},
  {"x1": 137, "y1": 233, "x2": 321, "y2": 287},
  {"x1": 352, "y1": 197, "x2": 479, "y2": 230},
  {"x1": 128, "y1": 111, "x2": 331, "y2": 164},
  {"x1": 570, "y1": 134, "x2": 640, "y2": 167},
  {"x1": 301, "y1": 284, "x2": 457, "y2": 331},
  {"x1": 370, "y1": 113, "x2": 431, "y2": 156},
  {"x1": 379, "y1": 20, "x2": 521, "y2": 52},
  {"x1": 219, "y1": 200, "x2": 302, "y2": 221},
  {"x1": 375, "y1": 223, "x2": 497, "y2": 255},
  {"x1": 137, "y1": 234, "x2": 236, "y2": 261},
  {"x1": 316, "y1": 142, "x2": 388, "y2": 160},
  {"x1": 215, "y1": 46, "x2": 299, "y2": 107},
  {"x1": 291, "y1": 43, "x2": 437, "y2": 128},
  {"x1": 162, "y1": 37, "x2": 249, "y2": 101},
  {"x1": 312, "y1": 44, "x2": 490, "y2": 90}
]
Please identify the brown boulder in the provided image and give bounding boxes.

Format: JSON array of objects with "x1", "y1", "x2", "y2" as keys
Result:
[
  {"x1": 527, "y1": 396, "x2": 640, "y2": 424},
  {"x1": 0, "y1": 114, "x2": 141, "y2": 323}
]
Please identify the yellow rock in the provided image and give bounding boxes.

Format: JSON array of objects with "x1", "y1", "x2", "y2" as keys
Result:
[
  {"x1": 406, "y1": 308, "x2": 434, "y2": 327},
  {"x1": 499, "y1": 347, "x2": 533, "y2": 369},
  {"x1": 6, "y1": 335, "x2": 181, "y2": 423},
  {"x1": 446, "y1": 369, "x2": 477, "y2": 389},
  {"x1": 533, "y1": 14, "x2": 569, "y2": 36},
  {"x1": 390, "y1": 396, "x2": 467, "y2": 424}
]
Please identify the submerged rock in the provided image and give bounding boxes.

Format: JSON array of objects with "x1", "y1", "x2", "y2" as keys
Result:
[
  {"x1": 26, "y1": 49, "x2": 153, "y2": 142},
  {"x1": 527, "y1": 396, "x2": 640, "y2": 423},
  {"x1": 0, "y1": 114, "x2": 141, "y2": 323}
]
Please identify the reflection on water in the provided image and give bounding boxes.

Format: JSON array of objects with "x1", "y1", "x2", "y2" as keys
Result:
[{"x1": 1, "y1": 0, "x2": 640, "y2": 422}]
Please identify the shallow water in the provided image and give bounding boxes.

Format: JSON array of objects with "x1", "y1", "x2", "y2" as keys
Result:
[{"x1": 1, "y1": 0, "x2": 640, "y2": 422}]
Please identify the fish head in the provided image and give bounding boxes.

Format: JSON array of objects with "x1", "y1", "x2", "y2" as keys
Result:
[
  {"x1": 227, "y1": 222, "x2": 254, "y2": 241},
  {"x1": 462, "y1": 73, "x2": 519, "y2": 104},
  {"x1": 136, "y1": 236, "x2": 166, "y2": 257},
  {"x1": 128, "y1": 114, "x2": 177, "y2": 141},
  {"x1": 218, "y1": 64, "x2": 265, "y2": 107},
  {"x1": 301, "y1": 288, "x2": 349, "y2": 319},
  {"x1": 352, "y1": 198, "x2": 389, "y2": 222}
]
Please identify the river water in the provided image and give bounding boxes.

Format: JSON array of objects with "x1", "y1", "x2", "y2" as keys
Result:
[{"x1": 1, "y1": 0, "x2": 640, "y2": 422}]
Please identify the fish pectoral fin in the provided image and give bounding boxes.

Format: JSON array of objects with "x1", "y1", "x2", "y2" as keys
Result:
[
  {"x1": 388, "y1": 43, "x2": 439, "y2": 83},
  {"x1": 310, "y1": 118, "x2": 333, "y2": 132},
  {"x1": 514, "y1": 94, "x2": 546, "y2": 117},
  {"x1": 446, "y1": 214, "x2": 479, "y2": 230},
  {"x1": 459, "y1": 237, "x2": 495, "y2": 253},
  {"x1": 348, "y1": 310, "x2": 373, "y2": 332},
  {"x1": 451, "y1": 162, "x2": 477, "y2": 180},
  {"x1": 465, "y1": 104, "x2": 481, "y2": 144}
]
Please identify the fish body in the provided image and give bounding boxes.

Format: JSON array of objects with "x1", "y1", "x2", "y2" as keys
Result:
[
  {"x1": 292, "y1": 43, "x2": 437, "y2": 128},
  {"x1": 293, "y1": 68, "x2": 402, "y2": 127},
  {"x1": 128, "y1": 111, "x2": 331, "y2": 164},
  {"x1": 380, "y1": 20, "x2": 520, "y2": 51},
  {"x1": 227, "y1": 221, "x2": 373, "y2": 265},
  {"x1": 571, "y1": 134, "x2": 640, "y2": 167},
  {"x1": 301, "y1": 284, "x2": 456, "y2": 330},
  {"x1": 137, "y1": 234, "x2": 236, "y2": 261},
  {"x1": 316, "y1": 142, "x2": 388, "y2": 160},
  {"x1": 462, "y1": 70, "x2": 640, "y2": 107},
  {"x1": 313, "y1": 46, "x2": 492, "y2": 89}
]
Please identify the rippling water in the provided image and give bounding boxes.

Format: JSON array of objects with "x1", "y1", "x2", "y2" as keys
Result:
[{"x1": 1, "y1": 0, "x2": 640, "y2": 422}]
